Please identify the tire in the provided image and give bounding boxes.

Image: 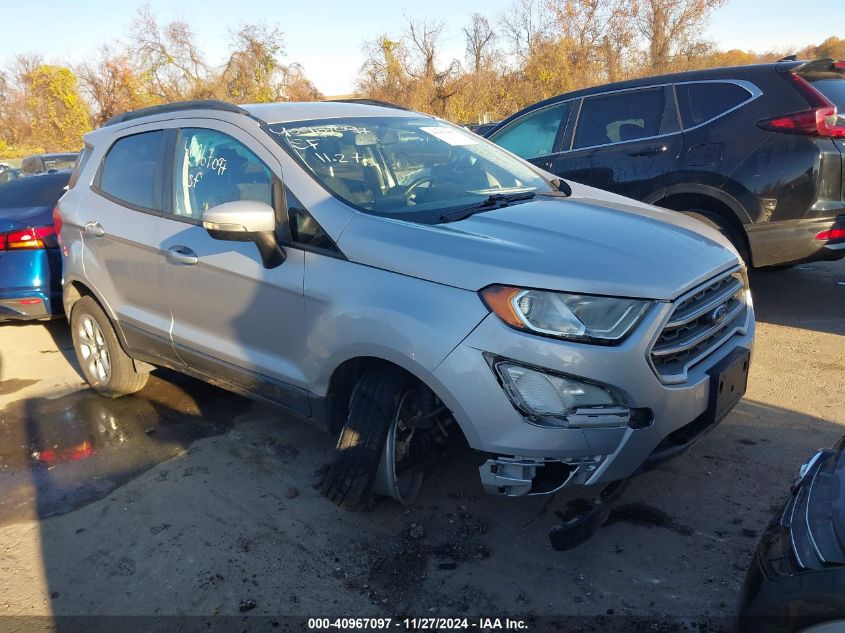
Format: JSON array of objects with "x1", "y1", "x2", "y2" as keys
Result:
[
  {"x1": 70, "y1": 296, "x2": 149, "y2": 398},
  {"x1": 682, "y1": 209, "x2": 750, "y2": 264},
  {"x1": 321, "y1": 367, "x2": 420, "y2": 511}
]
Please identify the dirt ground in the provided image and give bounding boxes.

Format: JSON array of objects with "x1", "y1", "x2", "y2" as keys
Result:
[{"x1": 0, "y1": 260, "x2": 843, "y2": 631}]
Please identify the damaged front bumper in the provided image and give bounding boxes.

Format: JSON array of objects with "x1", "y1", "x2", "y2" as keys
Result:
[{"x1": 478, "y1": 455, "x2": 604, "y2": 497}]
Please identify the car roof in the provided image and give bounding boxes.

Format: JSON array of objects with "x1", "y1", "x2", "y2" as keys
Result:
[
  {"x1": 90, "y1": 100, "x2": 426, "y2": 143},
  {"x1": 242, "y1": 100, "x2": 423, "y2": 124},
  {"x1": 488, "y1": 60, "x2": 807, "y2": 133}
]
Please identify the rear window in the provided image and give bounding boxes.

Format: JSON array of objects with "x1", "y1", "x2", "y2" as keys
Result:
[
  {"x1": 573, "y1": 87, "x2": 665, "y2": 149},
  {"x1": 0, "y1": 173, "x2": 70, "y2": 209},
  {"x1": 99, "y1": 131, "x2": 164, "y2": 211},
  {"x1": 801, "y1": 75, "x2": 845, "y2": 110},
  {"x1": 675, "y1": 82, "x2": 752, "y2": 128}
]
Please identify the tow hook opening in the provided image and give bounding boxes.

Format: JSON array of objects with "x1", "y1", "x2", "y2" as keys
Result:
[{"x1": 479, "y1": 455, "x2": 605, "y2": 497}]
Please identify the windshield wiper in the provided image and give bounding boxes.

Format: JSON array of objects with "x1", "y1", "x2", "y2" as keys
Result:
[{"x1": 439, "y1": 191, "x2": 536, "y2": 223}]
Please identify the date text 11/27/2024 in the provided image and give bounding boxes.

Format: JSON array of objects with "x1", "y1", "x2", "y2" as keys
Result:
[{"x1": 307, "y1": 617, "x2": 529, "y2": 630}]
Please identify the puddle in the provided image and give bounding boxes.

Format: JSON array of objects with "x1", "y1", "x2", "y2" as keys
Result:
[{"x1": 0, "y1": 369, "x2": 252, "y2": 525}]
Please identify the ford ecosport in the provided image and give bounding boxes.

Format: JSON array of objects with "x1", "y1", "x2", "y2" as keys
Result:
[{"x1": 56, "y1": 99, "x2": 755, "y2": 510}]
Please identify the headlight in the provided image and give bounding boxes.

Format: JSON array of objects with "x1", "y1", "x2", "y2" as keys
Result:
[{"x1": 480, "y1": 285, "x2": 652, "y2": 343}]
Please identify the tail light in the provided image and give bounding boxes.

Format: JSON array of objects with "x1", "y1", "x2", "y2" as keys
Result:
[
  {"x1": 52, "y1": 206, "x2": 63, "y2": 237},
  {"x1": 757, "y1": 72, "x2": 845, "y2": 138},
  {"x1": 816, "y1": 228, "x2": 845, "y2": 241},
  {"x1": 2, "y1": 225, "x2": 58, "y2": 250}
]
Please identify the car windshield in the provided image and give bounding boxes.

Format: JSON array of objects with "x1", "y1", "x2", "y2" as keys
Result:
[{"x1": 265, "y1": 116, "x2": 552, "y2": 223}]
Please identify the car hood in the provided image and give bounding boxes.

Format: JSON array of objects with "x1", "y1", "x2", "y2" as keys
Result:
[
  {"x1": 0, "y1": 205, "x2": 53, "y2": 233},
  {"x1": 336, "y1": 187, "x2": 740, "y2": 301}
]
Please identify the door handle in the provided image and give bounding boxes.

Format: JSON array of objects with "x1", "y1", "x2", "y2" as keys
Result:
[
  {"x1": 628, "y1": 145, "x2": 668, "y2": 157},
  {"x1": 166, "y1": 245, "x2": 199, "y2": 266},
  {"x1": 84, "y1": 221, "x2": 105, "y2": 238}
]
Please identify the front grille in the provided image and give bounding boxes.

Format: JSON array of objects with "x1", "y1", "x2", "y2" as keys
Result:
[{"x1": 650, "y1": 267, "x2": 748, "y2": 383}]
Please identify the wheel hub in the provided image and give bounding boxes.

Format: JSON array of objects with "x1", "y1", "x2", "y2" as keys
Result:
[
  {"x1": 373, "y1": 390, "x2": 425, "y2": 505},
  {"x1": 77, "y1": 315, "x2": 111, "y2": 383}
]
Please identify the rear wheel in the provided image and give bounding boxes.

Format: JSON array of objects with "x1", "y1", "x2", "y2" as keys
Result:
[
  {"x1": 70, "y1": 296, "x2": 149, "y2": 398},
  {"x1": 682, "y1": 209, "x2": 750, "y2": 264},
  {"x1": 321, "y1": 368, "x2": 429, "y2": 510}
]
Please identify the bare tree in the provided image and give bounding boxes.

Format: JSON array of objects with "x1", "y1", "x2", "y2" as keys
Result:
[
  {"x1": 220, "y1": 23, "x2": 286, "y2": 102},
  {"x1": 404, "y1": 18, "x2": 460, "y2": 114},
  {"x1": 500, "y1": 0, "x2": 551, "y2": 62},
  {"x1": 277, "y1": 63, "x2": 322, "y2": 101},
  {"x1": 77, "y1": 45, "x2": 152, "y2": 124},
  {"x1": 357, "y1": 35, "x2": 408, "y2": 103},
  {"x1": 636, "y1": 0, "x2": 727, "y2": 72},
  {"x1": 464, "y1": 13, "x2": 496, "y2": 74},
  {"x1": 129, "y1": 5, "x2": 209, "y2": 100}
]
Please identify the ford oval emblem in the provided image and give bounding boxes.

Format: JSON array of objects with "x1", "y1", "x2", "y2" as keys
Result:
[{"x1": 709, "y1": 304, "x2": 728, "y2": 324}]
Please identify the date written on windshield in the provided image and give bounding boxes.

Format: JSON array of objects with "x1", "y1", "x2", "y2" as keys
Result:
[{"x1": 307, "y1": 617, "x2": 529, "y2": 630}]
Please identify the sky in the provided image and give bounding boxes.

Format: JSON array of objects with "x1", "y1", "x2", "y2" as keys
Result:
[{"x1": 0, "y1": 0, "x2": 837, "y2": 96}]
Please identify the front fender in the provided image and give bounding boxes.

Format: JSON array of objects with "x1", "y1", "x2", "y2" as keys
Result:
[{"x1": 300, "y1": 252, "x2": 489, "y2": 397}]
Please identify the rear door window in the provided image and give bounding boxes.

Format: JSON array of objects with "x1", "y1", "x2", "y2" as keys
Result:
[
  {"x1": 99, "y1": 131, "x2": 164, "y2": 211},
  {"x1": 489, "y1": 102, "x2": 571, "y2": 158},
  {"x1": 675, "y1": 82, "x2": 753, "y2": 128},
  {"x1": 573, "y1": 88, "x2": 664, "y2": 149}
]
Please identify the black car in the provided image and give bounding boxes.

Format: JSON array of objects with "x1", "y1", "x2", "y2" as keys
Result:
[
  {"x1": 20, "y1": 152, "x2": 78, "y2": 176},
  {"x1": 484, "y1": 58, "x2": 845, "y2": 268},
  {"x1": 737, "y1": 437, "x2": 845, "y2": 632},
  {"x1": 465, "y1": 121, "x2": 500, "y2": 136}
]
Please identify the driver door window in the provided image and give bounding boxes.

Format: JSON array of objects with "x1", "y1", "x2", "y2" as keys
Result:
[
  {"x1": 170, "y1": 128, "x2": 273, "y2": 222},
  {"x1": 489, "y1": 102, "x2": 570, "y2": 159}
]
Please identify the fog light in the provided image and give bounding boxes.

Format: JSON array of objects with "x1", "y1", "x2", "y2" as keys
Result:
[{"x1": 495, "y1": 361, "x2": 627, "y2": 428}]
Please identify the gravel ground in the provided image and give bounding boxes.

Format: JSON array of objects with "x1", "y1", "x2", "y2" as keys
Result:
[{"x1": 0, "y1": 260, "x2": 842, "y2": 631}]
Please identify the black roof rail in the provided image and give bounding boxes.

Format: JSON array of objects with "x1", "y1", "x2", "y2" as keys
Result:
[
  {"x1": 325, "y1": 98, "x2": 410, "y2": 111},
  {"x1": 103, "y1": 100, "x2": 249, "y2": 127}
]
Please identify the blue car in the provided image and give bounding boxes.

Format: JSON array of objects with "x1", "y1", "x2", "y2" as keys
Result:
[{"x1": 0, "y1": 171, "x2": 69, "y2": 321}]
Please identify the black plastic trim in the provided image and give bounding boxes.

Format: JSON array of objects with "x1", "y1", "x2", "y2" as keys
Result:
[{"x1": 103, "y1": 100, "x2": 250, "y2": 127}]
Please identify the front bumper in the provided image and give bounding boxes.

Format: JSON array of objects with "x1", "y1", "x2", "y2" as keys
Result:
[{"x1": 430, "y1": 281, "x2": 755, "y2": 496}]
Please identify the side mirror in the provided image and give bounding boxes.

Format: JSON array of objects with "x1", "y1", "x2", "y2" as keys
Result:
[
  {"x1": 202, "y1": 200, "x2": 276, "y2": 242},
  {"x1": 202, "y1": 200, "x2": 285, "y2": 269}
]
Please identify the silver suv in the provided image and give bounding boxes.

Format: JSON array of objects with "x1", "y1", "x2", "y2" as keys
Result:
[{"x1": 57, "y1": 99, "x2": 755, "y2": 509}]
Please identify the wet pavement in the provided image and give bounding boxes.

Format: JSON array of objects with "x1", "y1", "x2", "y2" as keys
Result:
[{"x1": 0, "y1": 370, "x2": 252, "y2": 525}]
